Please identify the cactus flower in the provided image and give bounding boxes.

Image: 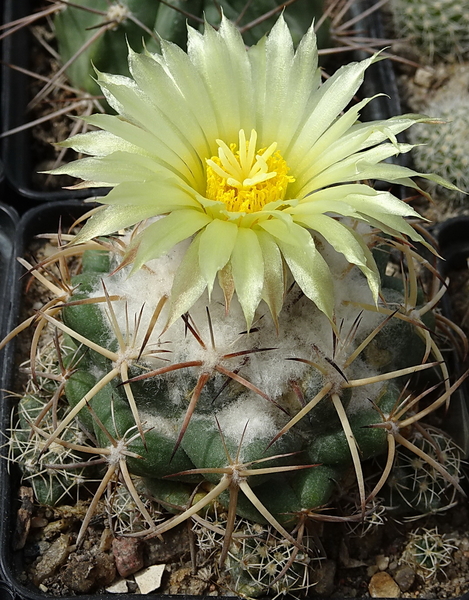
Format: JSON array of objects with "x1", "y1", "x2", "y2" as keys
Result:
[{"x1": 52, "y1": 15, "x2": 452, "y2": 328}]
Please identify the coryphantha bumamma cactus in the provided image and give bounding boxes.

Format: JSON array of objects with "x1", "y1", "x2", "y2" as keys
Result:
[
  {"x1": 2, "y1": 13, "x2": 467, "y2": 597},
  {"x1": 391, "y1": 0, "x2": 469, "y2": 63}
]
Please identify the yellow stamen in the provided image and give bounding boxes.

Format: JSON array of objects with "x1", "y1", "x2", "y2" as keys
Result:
[{"x1": 205, "y1": 129, "x2": 294, "y2": 213}]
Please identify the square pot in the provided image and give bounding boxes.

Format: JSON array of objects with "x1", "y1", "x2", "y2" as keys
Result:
[{"x1": 1, "y1": 1, "x2": 103, "y2": 203}]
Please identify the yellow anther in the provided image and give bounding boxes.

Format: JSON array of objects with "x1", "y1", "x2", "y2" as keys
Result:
[{"x1": 205, "y1": 129, "x2": 294, "y2": 213}]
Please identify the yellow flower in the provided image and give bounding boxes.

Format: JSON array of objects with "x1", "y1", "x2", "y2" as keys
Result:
[{"x1": 52, "y1": 15, "x2": 454, "y2": 328}]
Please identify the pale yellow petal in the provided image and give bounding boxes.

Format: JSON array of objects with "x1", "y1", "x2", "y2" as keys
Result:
[
  {"x1": 131, "y1": 210, "x2": 212, "y2": 271},
  {"x1": 230, "y1": 229, "x2": 264, "y2": 330},
  {"x1": 198, "y1": 219, "x2": 238, "y2": 297},
  {"x1": 166, "y1": 233, "x2": 207, "y2": 329}
]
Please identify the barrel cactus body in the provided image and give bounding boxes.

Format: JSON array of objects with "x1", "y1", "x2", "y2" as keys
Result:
[{"x1": 15, "y1": 235, "x2": 451, "y2": 520}]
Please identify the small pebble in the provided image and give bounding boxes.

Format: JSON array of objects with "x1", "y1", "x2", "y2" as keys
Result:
[
  {"x1": 414, "y1": 67, "x2": 435, "y2": 88},
  {"x1": 394, "y1": 565, "x2": 415, "y2": 591},
  {"x1": 106, "y1": 579, "x2": 129, "y2": 594},
  {"x1": 43, "y1": 518, "x2": 69, "y2": 539},
  {"x1": 376, "y1": 555, "x2": 389, "y2": 571},
  {"x1": 135, "y1": 564, "x2": 166, "y2": 594},
  {"x1": 368, "y1": 572, "x2": 401, "y2": 598},
  {"x1": 32, "y1": 534, "x2": 71, "y2": 586},
  {"x1": 113, "y1": 537, "x2": 144, "y2": 577},
  {"x1": 144, "y1": 526, "x2": 190, "y2": 565},
  {"x1": 30, "y1": 517, "x2": 48, "y2": 529}
]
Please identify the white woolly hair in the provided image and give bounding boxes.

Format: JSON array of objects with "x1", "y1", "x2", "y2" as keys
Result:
[{"x1": 90, "y1": 229, "x2": 386, "y2": 414}]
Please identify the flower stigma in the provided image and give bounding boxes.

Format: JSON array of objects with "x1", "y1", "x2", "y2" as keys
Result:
[{"x1": 205, "y1": 129, "x2": 294, "y2": 213}]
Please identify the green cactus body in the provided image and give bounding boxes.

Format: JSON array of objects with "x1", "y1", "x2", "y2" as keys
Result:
[
  {"x1": 307, "y1": 383, "x2": 399, "y2": 466},
  {"x1": 41, "y1": 242, "x2": 435, "y2": 525},
  {"x1": 392, "y1": 0, "x2": 469, "y2": 63},
  {"x1": 54, "y1": 0, "x2": 161, "y2": 95}
]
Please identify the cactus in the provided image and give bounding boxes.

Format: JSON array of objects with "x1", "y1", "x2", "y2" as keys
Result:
[
  {"x1": 408, "y1": 66, "x2": 469, "y2": 204},
  {"x1": 401, "y1": 527, "x2": 457, "y2": 580},
  {"x1": 386, "y1": 428, "x2": 461, "y2": 516},
  {"x1": 9, "y1": 393, "x2": 91, "y2": 506},
  {"x1": 53, "y1": 0, "x2": 176, "y2": 96},
  {"x1": 4, "y1": 228, "x2": 465, "y2": 594},
  {"x1": 391, "y1": 0, "x2": 469, "y2": 63},
  {"x1": 3, "y1": 13, "x2": 467, "y2": 596}
]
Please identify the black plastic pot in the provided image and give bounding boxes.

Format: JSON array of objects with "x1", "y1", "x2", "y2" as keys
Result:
[
  {"x1": 434, "y1": 217, "x2": 469, "y2": 458},
  {"x1": 1, "y1": 1, "x2": 103, "y2": 204},
  {"x1": 0, "y1": 199, "x2": 18, "y2": 372}
]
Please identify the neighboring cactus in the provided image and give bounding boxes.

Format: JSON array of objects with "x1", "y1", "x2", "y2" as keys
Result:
[
  {"x1": 401, "y1": 527, "x2": 457, "y2": 580},
  {"x1": 54, "y1": 0, "x2": 327, "y2": 96},
  {"x1": 408, "y1": 66, "x2": 469, "y2": 204},
  {"x1": 391, "y1": 0, "x2": 469, "y2": 63},
  {"x1": 386, "y1": 428, "x2": 461, "y2": 516},
  {"x1": 53, "y1": 0, "x2": 162, "y2": 96},
  {"x1": 9, "y1": 393, "x2": 91, "y2": 506}
]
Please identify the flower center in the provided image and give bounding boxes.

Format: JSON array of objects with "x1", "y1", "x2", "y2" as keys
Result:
[{"x1": 205, "y1": 129, "x2": 294, "y2": 213}]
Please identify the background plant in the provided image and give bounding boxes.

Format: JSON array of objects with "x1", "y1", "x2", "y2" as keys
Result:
[
  {"x1": 391, "y1": 0, "x2": 469, "y2": 64},
  {"x1": 407, "y1": 66, "x2": 469, "y2": 205}
]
